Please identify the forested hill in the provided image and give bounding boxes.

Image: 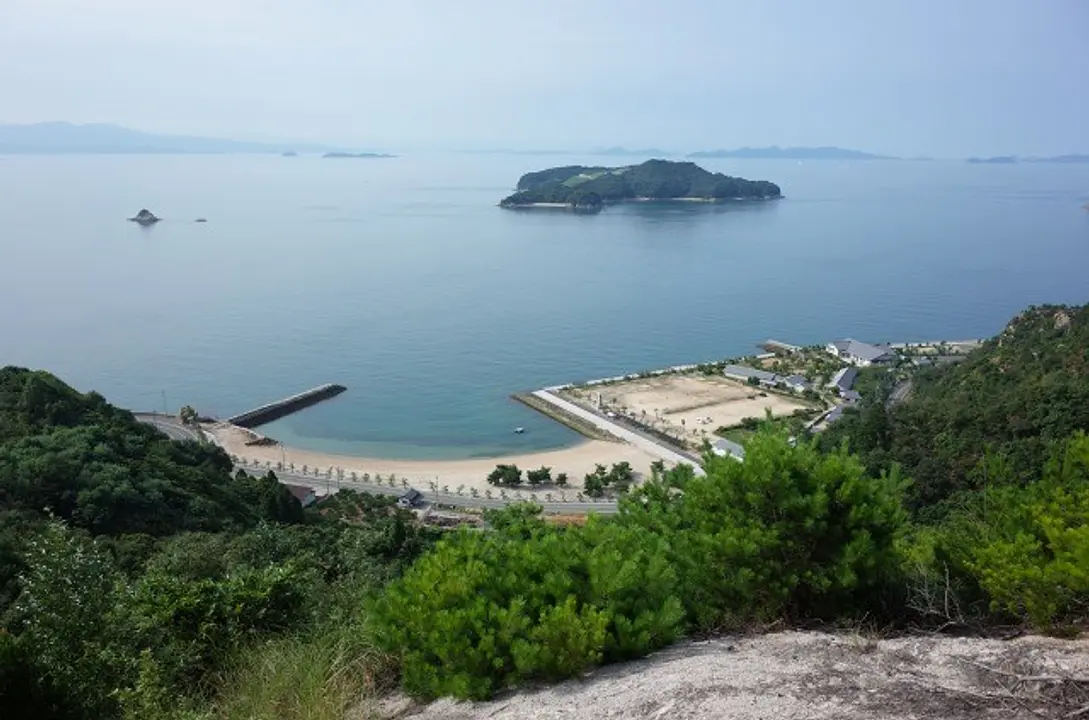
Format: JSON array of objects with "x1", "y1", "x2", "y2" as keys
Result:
[
  {"x1": 0, "y1": 367, "x2": 267, "y2": 537},
  {"x1": 0, "y1": 367, "x2": 436, "y2": 719},
  {"x1": 821, "y1": 304, "x2": 1089, "y2": 506},
  {"x1": 499, "y1": 159, "x2": 781, "y2": 211}
]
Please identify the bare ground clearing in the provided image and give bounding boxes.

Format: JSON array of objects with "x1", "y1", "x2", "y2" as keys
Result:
[{"x1": 564, "y1": 374, "x2": 811, "y2": 447}]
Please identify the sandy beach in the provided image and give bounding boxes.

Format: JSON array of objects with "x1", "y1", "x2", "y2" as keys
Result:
[{"x1": 208, "y1": 423, "x2": 664, "y2": 496}]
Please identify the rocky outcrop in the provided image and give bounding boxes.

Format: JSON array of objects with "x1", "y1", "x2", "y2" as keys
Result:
[{"x1": 127, "y1": 209, "x2": 161, "y2": 225}]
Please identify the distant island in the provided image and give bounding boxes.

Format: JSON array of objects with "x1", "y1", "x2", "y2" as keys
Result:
[
  {"x1": 1028, "y1": 154, "x2": 1089, "y2": 164},
  {"x1": 687, "y1": 146, "x2": 891, "y2": 160},
  {"x1": 590, "y1": 146, "x2": 673, "y2": 157},
  {"x1": 499, "y1": 159, "x2": 781, "y2": 213},
  {"x1": 967, "y1": 154, "x2": 1089, "y2": 164},
  {"x1": 322, "y1": 151, "x2": 395, "y2": 159},
  {"x1": 967, "y1": 156, "x2": 1017, "y2": 164},
  {"x1": 0, "y1": 122, "x2": 389, "y2": 156}
]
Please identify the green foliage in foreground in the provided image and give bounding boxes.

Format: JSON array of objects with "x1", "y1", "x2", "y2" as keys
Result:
[
  {"x1": 903, "y1": 432, "x2": 1089, "y2": 628},
  {"x1": 373, "y1": 434, "x2": 907, "y2": 699},
  {"x1": 373, "y1": 509, "x2": 685, "y2": 699}
]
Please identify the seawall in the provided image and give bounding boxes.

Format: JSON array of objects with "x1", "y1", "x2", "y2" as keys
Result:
[{"x1": 227, "y1": 383, "x2": 346, "y2": 429}]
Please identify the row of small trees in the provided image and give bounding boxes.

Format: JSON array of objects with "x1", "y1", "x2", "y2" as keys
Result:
[{"x1": 486, "y1": 464, "x2": 569, "y2": 488}]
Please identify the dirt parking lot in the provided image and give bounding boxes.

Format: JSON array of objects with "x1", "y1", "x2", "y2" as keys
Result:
[{"x1": 565, "y1": 374, "x2": 811, "y2": 445}]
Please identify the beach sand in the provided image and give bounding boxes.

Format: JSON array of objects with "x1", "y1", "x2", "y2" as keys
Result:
[{"x1": 208, "y1": 423, "x2": 664, "y2": 496}]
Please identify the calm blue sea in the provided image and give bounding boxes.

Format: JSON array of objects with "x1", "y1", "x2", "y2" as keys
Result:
[{"x1": 1, "y1": 153, "x2": 1087, "y2": 458}]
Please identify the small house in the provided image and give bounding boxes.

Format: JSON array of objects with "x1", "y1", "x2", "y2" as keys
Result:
[
  {"x1": 722, "y1": 364, "x2": 781, "y2": 387},
  {"x1": 711, "y1": 437, "x2": 746, "y2": 461},
  {"x1": 782, "y1": 374, "x2": 812, "y2": 393},
  {"x1": 827, "y1": 366, "x2": 859, "y2": 395},
  {"x1": 397, "y1": 488, "x2": 423, "y2": 509},
  {"x1": 284, "y1": 484, "x2": 317, "y2": 508}
]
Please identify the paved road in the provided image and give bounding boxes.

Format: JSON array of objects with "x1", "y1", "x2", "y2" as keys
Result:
[
  {"x1": 531, "y1": 390, "x2": 706, "y2": 476},
  {"x1": 134, "y1": 412, "x2": 204, "y2": 442},
  {"x1": 136, "y1": 413, "x2": 619, "y2": 514}
]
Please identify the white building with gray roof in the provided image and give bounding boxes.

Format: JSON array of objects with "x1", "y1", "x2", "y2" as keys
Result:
[{"x1": 826, "y1": 339, "x2": 896, "y2": 366}]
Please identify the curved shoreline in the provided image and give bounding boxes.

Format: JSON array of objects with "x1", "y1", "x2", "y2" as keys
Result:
[{"x1": 208, "y1": 422, "x2": 661, "y2": 496}]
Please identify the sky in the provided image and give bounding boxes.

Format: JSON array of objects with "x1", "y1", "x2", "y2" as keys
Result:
[{"x1": 1, "y1": 0, "x2": 1087, "y2": 156}]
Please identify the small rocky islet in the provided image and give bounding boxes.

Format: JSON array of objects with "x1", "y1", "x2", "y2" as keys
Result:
[
  {"x1": 499, "y1": 159, "x2": 782, "y2": 213},
  {"x1": 126, "y1": 208, "x2": 161, "y2": 225}
]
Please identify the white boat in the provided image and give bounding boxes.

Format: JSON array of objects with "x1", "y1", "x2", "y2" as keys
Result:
[{"x1": 513, "y1": 427, "x2": 525, "y2": 434}]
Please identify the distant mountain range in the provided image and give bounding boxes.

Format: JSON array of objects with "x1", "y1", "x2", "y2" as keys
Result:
[
  {"x1": 0, "y1": 122, "x2": 382, "y2": 155},
  {"x1": 688, "y1": 146, "x2": 892, "y2": 160},
  {"x1": 967, "y1": 154, "x2": 1089, "y2": 164},
  {"x1": 589, "y1": 146, "x2": 674, "y2": 157}
]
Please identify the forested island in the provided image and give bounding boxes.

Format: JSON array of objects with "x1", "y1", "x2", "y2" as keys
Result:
[{"x1": 499, "y1": 159, "x2": 781, "y2": 212}]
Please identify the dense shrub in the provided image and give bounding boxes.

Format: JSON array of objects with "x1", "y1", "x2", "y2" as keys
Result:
[
  {"x1": 623, "y1": 433, "x2": 909, "y2": 628},
  {"x1": 905, "y1": 433, "x2": 1089, "y2": 627},
  {"x1": 371, "y1": 507, "x2": 684, "y2": 699}
]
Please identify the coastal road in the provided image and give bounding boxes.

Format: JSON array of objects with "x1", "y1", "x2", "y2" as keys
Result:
[
  {"x1": 134, "y1": 412, "x2": 204, "y2": 442},
  {"x1": 136, "y1": 413, "x2": 619, "y2": 515},
  {"x1": 531, "y1": 390, "x2": 706, "y2": 476}
]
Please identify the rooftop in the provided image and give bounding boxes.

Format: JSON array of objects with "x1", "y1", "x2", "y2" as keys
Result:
[
  {"x1": 284, "y1": 483, "x2": 317, "y2": 507},
  {"x1": 712, "y1": 437, "x2": 746, "y2": 459},
  {"x1": 830, "y1": 338, "x2": 895, "y2": 363},
  {"x1": 722, "y1": 364, "x2": 781, "y2": 385},
  {"x1": 828, "y1": 366, "x2": 859, "y2": 391}
]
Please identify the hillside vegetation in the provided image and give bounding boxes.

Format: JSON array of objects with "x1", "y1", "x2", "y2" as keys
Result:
[
  {"x1": 2, "y1": 303, "x2": 1088, "y2": 717},
  {"x1": 0, "y1": 368, "x2": 437, "y2": 720},
  {"x1": 821, "y1": 305, "x2": 1089, "y2": 508},
  {"x1": 500, "y1": 159, "x2": 781, "y2": 210}
]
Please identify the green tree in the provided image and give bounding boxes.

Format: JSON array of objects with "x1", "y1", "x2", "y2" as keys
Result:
[
  {"x1": 10, "y1": 521, "x2": 129, "y2": 719},
  {"x1": 487, "y1": 464, "x2": 522, "y2": 487},
  {"x1": 526, "y1": 466, "x2": 551, "y2": 486},
  {"x1": 622, "y1": 432, "x2": 908, "y2": 628}
]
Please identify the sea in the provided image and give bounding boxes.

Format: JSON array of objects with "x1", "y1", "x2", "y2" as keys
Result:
[{"x1": 1, "y1": 153, "x2": 1087, "y2": 459}]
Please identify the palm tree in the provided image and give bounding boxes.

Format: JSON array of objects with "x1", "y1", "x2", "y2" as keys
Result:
[
  {"x1": 351, "y1": 471, "x2": 357, "y2": 482},
  {"x1": 456, "y1": 484, "x2": 465, "y2": 496},
  {"x1": 499, "y1": 490, "x2": 507, "y2": 500},
  {"x1": 429, "y1": 480, "x2": 437, "y2": 492},
  {"x1": 441, "y1": 485, "x2": 449, "y2": 494},
  {"x1": 290, "y1": 462, "x2": 295, "y2": 471},
  {"x1": 387, "y1": 476, "x2": 396, "y2": 488},
  {"x1": 577, "y1": 493, "x2": 584, "y2": 502},
  {"x1": 302, "y1": 464, "x2": 309, "y2": 475},
  {"x1": 484, "y1": 489, "x2": 492, "y2": 500},
  {"x1": 401, "y1": 478, "x2": 408, "y2": 488},
  {"x1": 544, "y1": 492, "x2": 553, "y2": 502},
  {"x1": 470, "y1": 488, "x2": 479, "y2": 498}
]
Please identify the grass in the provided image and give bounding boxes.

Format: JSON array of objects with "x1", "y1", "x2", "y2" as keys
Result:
[
  {"x1": 212, "y1": 627, "x2": 394, "y2": 720},
  {"x1": 715, "y1": 412, "x2": 820, "y2": 445}
]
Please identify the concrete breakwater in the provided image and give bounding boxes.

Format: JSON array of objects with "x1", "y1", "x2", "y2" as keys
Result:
[{"x1": 227, "y1": 383, "x2": 346, "y2": 429}]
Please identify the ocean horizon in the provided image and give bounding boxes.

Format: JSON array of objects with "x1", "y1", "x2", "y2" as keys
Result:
[{"x1": 2, "y1": 153, "x2": 1087, "y2": 459}]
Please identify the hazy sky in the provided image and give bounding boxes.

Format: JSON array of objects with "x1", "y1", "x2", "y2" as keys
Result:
[{"x1": 1, "y1": 0, "x2": 1086, "y2": 155}]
